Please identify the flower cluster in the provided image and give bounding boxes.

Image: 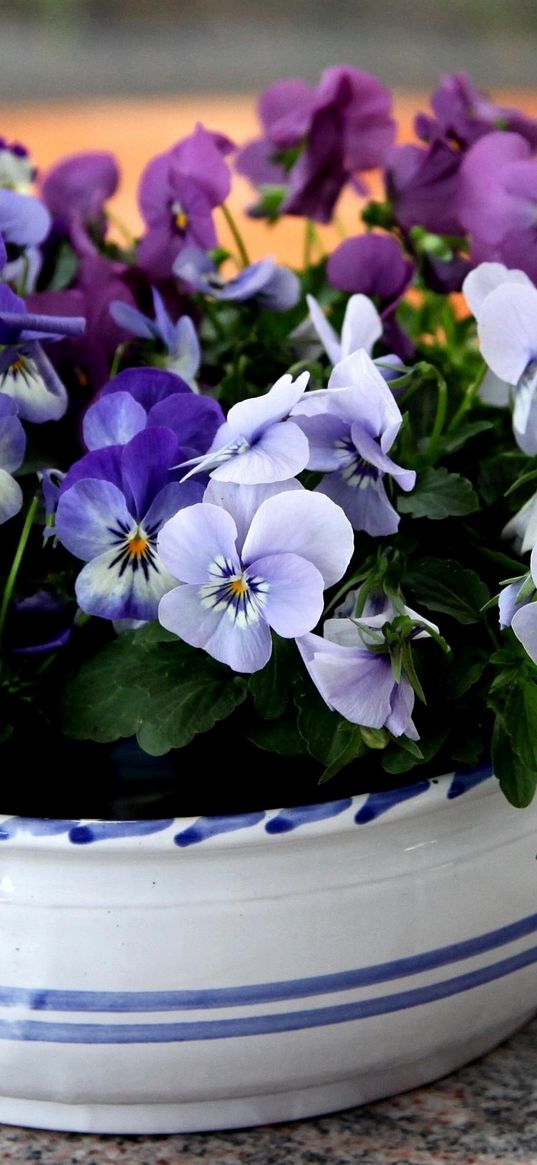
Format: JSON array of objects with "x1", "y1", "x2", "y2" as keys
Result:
[{"x1": 3, "y1": 69, "x2": 537, "y2": 813}]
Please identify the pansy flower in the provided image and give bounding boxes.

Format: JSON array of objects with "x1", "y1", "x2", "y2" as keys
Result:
[
  {"x1": 0, "y1": 283, "x2": 85, "y2": 421},
  {"x1": 157, "y1": 480, "x2": 354, "y2": 673},
  {"x1": 173, "y1": 246, "x2": 299, "y2": 312},
  {"x1": 458, "y1": 132, "x2": 537, "y2": 282},
  {"x1": 55, "y1": 427, "x2": 203, "y2": 621},
  {"x1": 292, "y1": 349, "x2": 415, "y2": 534},
  {"x1": 0, "y1": 395, "x2": 25, "y2": 524},
  {"x1": 109, "y1": 289, "x2": 201, "y2": 387}
]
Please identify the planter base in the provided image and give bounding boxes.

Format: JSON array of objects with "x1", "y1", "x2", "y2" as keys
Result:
[{"x1": 0, "y1": 1015, "x2": 530, "y2": 1135}]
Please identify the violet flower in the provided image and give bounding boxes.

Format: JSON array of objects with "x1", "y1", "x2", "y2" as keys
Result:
[
  {"x1": 0, "y1": 189, "x2": 50, "y2": 251},
  {"x1": 173, "y1": 246, "x2": 300, "y2": 312},
  {"x1": 55, "y1": 427, "x2": 203, "y2": 622},
  {"x1": 137, "y1": 125, "x2": 233, "y2": 281},
  {"x1": 236, "y1": 66, "x2": 395, "y2": 223},
  {"x1": 385, "y1": 138, "x2": 463, "y2": 237},
  {"x1": 416, "y1": 74, "x2": 537, "y2": 151},
  {"x1": 178, "y1": 371, "x2": 310, "y2": 484},
  {"x1": 327, "y1": 233, "x2": 414, "y2": 307},
  {"x1": 306, "y1": 293, "x2": 383, "y2": 366},
  {"x1": 503, "y1": 546, "x2": 537, "y2": 665},
  {"x1": 0, "y1": 283, "x2": 85, "y2": 422},
  {"x1": 292, "y1": 349, "x2": 415, "y2": 535},
  {"x1": 109, "y1": 288, "x2": 201, "y2": 387},
  {"x1": 40, "y1": 151, "x2": 119, "y2": 225},
  {"x1": 296, "y1": 591, "x2": 436, "y2": 738},
  {"x1": 0, "y1": 395, "x2": 25, "y2": 524},
  {"x1": 157, "y1": 480, "x2": 354, "y2": 673},
  {"x1": 458, "y1": 132, "x2": 537, "y2": 281}
]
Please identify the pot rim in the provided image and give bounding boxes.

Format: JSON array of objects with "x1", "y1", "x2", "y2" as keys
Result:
[{"x1": 0, "y1": 765, "x2": 499, "y2": 850}]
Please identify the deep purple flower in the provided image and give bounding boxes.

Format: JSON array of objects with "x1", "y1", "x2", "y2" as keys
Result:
[
  {"x1": 0, "y1": 395, "x2": 25, "y2": 523},
  {"x1": 109, "y1": 289, "x2": 201, "y2": 387},
  {"x1": 458, "y1": 132, "x2": 537, "y2": 281},
  {"x1": 40, "y1": 151, "x2": 119, "y2": 223},
  {"x1": 9, "y1": 591, "x2": 74, "y2": 656},
  {"x1": 137, "y1": 125, "x2": 233, "y2": 281},
  {"x1": 55, "y1": 427, "x2": 203, "y2": 621},
  {"x1": 173, "y1": 246, "x2": 300, "y2": 312},
  {"x1": 157, "y1": 480, "x2": 354, "y2": 673},
  {"x1": 0, "y1": 283, "x2": 85, "y2": 422},
  {"x1": 292, "y1": 349, "x2": 415, "y2": 535},
  {"x1": 83, "y1": 367, "x2": 223, "y2": 460},
  {"x1": 416, "y1": 74, "x2": 537, "y2": 151},
  {"x1": 237, "y1": 66, "x2": 395, "y2": 223},
  {"x1": 385, "y1": 139, "x2": 463, "y2": 237},
  {"x1": 327, "y1": 233, "x2": 414, "y2": 307},
  {"x1": 178, "y1": 372, "x2": 310, "y2": 485}
]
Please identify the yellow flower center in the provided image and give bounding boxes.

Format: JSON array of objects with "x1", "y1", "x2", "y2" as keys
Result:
[
  {"x1": 127, "y1": 534, "x2": 149, "y2": 559},
  {"x1": 228, "y1": 576, "x2": 249, "y2": 597}
]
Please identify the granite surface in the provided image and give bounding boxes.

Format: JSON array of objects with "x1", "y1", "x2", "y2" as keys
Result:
[{"x1": 0, "y1": 1016, "x2": 536, "y2": 1164}]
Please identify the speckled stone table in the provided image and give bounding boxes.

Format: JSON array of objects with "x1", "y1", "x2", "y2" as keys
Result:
[{"x1": 0, "y1": 1016, "x2": 535, "y2": 1164}]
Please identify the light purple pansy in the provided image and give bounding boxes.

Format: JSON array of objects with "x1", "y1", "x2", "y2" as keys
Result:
[
  {"x1": 458, "y1": 132, "x2": 537, "y2": 281},
  {"x1": 173, "y1": 246, "x2": 300, "y2": 312},
  {"x1": 464, "y1": 269, "x2": 537, "y2": 455},
  {"x1": 305, "y1": 291, "x2": 405, "y2": 379},
  {"x1": 157, "y1": 480, "x2": 354, "y2": 673},
  {"x1": 292, "y1": 349, "x2": 415, "y2": 535},
  {"x1": 296, "y1": 590, "x2": 436, "y2": 738},
  {"x1": 55, "y1": 427, "x2": 203, "y2": 622},
  {"x1": 0, "y1": 283, "x2": 85, "y2": 422},
  {"x1": 503, "y1": 490, "x2": 537, "y2": 556},
  {"x1": 0, "y1": 189, "x2": 50, "y2": 249},
  {"x1": 0, "y1": 395, "x2": 25, "y2": 524},
  {"x1": 0, "y1": 137, "x2": 35, "y2": 193},
  {"x1": 505, "y1": 546, "x2": 537, "y2": 664},
  {"x1": 109, "y1": 288, "x2": 201, "y2": 387},
  {"x1": 178, "y1": 371, "x2": 310, "y2": 485},
  {"x1": 326, "y1": 234, "x2": 415, "y2": 361}
]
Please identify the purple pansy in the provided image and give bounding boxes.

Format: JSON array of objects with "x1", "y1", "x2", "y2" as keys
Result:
[
  {"x1": 385, "y1": 138, "x2": 463, "y2": 237},
  {"x1": 505, "y1": 546, "x2": 537, "y2": 664},
  {"x1": 237, "y1": 66, "x2": 395, "y2": 223},
  {"x1": 109, "y1": 289, "x2": 201, "y2": 387},
  {"x1": 173, "y1": 246, "x2": 300, "y2": 312},
  {"x1": 0, "y1": 189, "x2": 50, "y2": 250},
  {"x1": 40, "y1": 151, "x2": 119, "y2": 225},
  {"x1": 416, "y1": 74, "x2": 537, "y2": 151},
  {"x1": 0, "y1": 283, "x2": 85, "y2": 422},
  {"x1": 306, "y1": 293, "x2": 382, "y2": 365},
  {"x1": 157, "y1": 480, "x2": 354, "y2": 673},
  {"x1": 137, "y1": 125, "x2": 233, "y2": 281},
  {"x1": 55, "y1": 427, "x2": 203, "y2": 621},
  {"x1": 503, "y1": 490, "x2": 537, "y2": 556},
  {"x1": 458, "y1": 132, "x2": 537, "y2": 281},
  {"x1": 83, "y1": 366, "x2": 223, "y2": 459},
  {"x1": 466, "y1": 274, "x2": 537, "y2": 455},
  {"x1": 0, "y1": 395, "x2": 25, "y2": 524},
  {"x1": 292, "y1": 349, "x2": 415, "y2": 534},
  {"x1": 326, "y1": 234, "x2": 414, "y2": 360},
  {"x1": 296, "y1": 591, "x2": 435, "y2": 738},
  {"x1": 178, "y1": 371, "x2": 310, "y2": 485}
]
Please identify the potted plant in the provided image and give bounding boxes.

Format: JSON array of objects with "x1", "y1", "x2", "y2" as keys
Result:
[{"x1": 1, "y1": 68, "x2": 537, "y2": 1135}]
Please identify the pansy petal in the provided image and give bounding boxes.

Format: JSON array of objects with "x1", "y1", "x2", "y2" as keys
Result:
[
  {"x1": 142, "y1": 479, "x2": 203, "y2": 532},
  {"x1": 292, "y1": 412, "x2": 350, "y2": 471},
  {"x1": 169, "y1": 315, "x2": 201, "y2": 379},
  {"x1": 210, "y1": 419, "x2": 309, "y2": 484},
  {"x1": 242, "y1": 489, "x2": 353, "y2": 586},
  {"x1": 75, "y1": 545, "x2": 177, "y2": 623},
  {"x1": 203, "y1": 479, "x2": 303, "y2": 550},
  {"x1": 351, "y1": 422, "x2": 415, "y2": 490},
  {"x1": 387, "y1": 677, "x2": 418, "y2": 738},
  {"x1": 158, "y1": 582, "x2": 272, "y2": 673},
  {"x1": 83, "y1": 392, "x2": 147, "y2": 450},
  {"x1": 317, "y1": 471, "x2": 400, "y2": 536},
  {"x1": 0, "y1": 396, "x2": 25, "y2": 472},
  {"x1": 479, "y1": 370, "x2": 511, "y2": 407},
  {"x1": 120, "y1": 426, "x2": 179, "y2": 519},
  {"x1": 328, "y1": 349, "x2": 403, "y2": 449},
  {"x1": 226, "y1": 371, "x2": 310, "y2": 441},
  {"x1": 462, "y1": 261, "x2": 531, "y2": 318},
  {"x1": 56, "y1": 478, "x2": 132, "y2": 562},
  {"x1": 109, "y1": 300, "x2": 158, "y2": 341},
  {"x1": 503, "y1": 490, "x2": 537, "y2": 555},
  {"x1": 306, "y1": 294, "x2": 341, "y2": 364},
  {"x1": 478, "y1": 283, "x2": 537, "y2": 383},
  {"x1": 511, "y1": 602, "x2": 537, "y2": 665},
  {"x1": 296, "y1": 633, "x2": 395, "y2": 726},
  {"x1": 249, "y1": 552, "x2": 324, "y2": 637},
  {"x1": 0, "y1": 467, "x2": 23, "y2": 524},
  {"x1": 157, "y1": 502, "x2": 239, "y2": 583},
  {"x1": 340, "y1": 294, "x2": 383, "y2": 358},
  {"x1": 0, "y1": 343, "x2": 67, "y2": 423},
  {"x1": 100, "y1": 366, "x2": 191, "y2": 407},
  {"x1": 148, "y1": 393, "x2": 224, "y2": 454}
]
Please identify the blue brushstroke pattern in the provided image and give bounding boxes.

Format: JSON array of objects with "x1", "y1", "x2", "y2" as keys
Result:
[
  {"x1": 0, "y1": 818, "x2": 81, "y2": 840},
  {"x1": 174, "y1": 811, "x2": 266, "y2": 847},
  {"x1": 448, "y1": 765, "x2": 494, "y2": 800},
  {"x1": 68, "y1": 820, "x2": 174, "y2": 844},
  {"x1": 355, "y1": 781, "x2": 430, "y2": 824},
  {"x1": 265, "y1": 798, "x2": 353, "y2": 835}
]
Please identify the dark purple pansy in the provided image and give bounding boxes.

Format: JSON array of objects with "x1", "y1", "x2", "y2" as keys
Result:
[
  {"x1": 327, "y1": 233, "x2": 414, "y2": 308},
  {"x1": 458, "y1": 132, "x2": 537, "y2": 282},
  {"x1": 40, "y1": 151, "x2": 120, "y2": 249},
  {"x1": 416, "y1": 73, "x2": 537, "y2": 151},
  {"x1": 385, "y1": 138, "x2": 463, "y2": 237}
]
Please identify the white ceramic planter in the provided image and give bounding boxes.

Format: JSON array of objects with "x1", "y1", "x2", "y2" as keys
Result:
[{"x1": 0, "y1": 766, "x2": 536, "y2": 1134}]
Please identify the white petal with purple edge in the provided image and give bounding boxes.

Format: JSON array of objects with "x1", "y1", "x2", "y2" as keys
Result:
[
  {"x1": 83, "y1": 392, "x2": 147, "y2": 450},
  {"x1": 462, "y1": 262, "x2": 531, "y2": 318},
  {"x1": 158, "y1": 583, "x2": 272, "y2": 673},
  {"x1": 75, "y1": 546, "x2": 177, "y2": 622},
  {"x1": 0, "y1": 349, "x2": 67, "y2": 423},
  {"x1": 56, "y1": 479, "x2": 133, "y2": 562},
  {"x1": 242, "y1": 489, "x2": 354, "y2": 587},
  {"x1": 511, "y1": 602, "x2": 537, "y2": 665},
  {"x1": 340, "y1": 294, "x2": 382, "y2": 359},
  {"x1": 226, "y1": 371, "x2": 310, "y2": 441},
  {"x1": 306, "y1": 294, "x2": 341, "y2": 364},
  {"x1": 478, "y1": 283, "x2": 537, "y2": 384},
  {"x1": 503, "y1": 490, "x2": 537, "y2": 555},
  {"x1": 157, "y1": 502, "x2": 239, "y2": 583},
  {"x1": 250, "y1": 553, "x2": 324, "y2": 637},
  {"x1": 0, "y1": 467, "x2": 22, "y2": 524},
  {"x1": 209, "y1": 420, "x2": 309, "y2": 484}
]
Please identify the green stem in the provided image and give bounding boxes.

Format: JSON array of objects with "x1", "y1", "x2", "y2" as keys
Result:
[
  {"x1": 105, "y1": 209, "x2": 136, "y2": 249},
  {"x1": 447, "y1": 359, "x2": 487, "y2": 432},
  {"x1": 221, "y1": 203, "x2": 250, "y2": 268},
  {"x1": 425, "y1": 373, "x2": 448, "y2": 464},
  {"x1": 109, "y1": 341, "x2": 129, "y2": 380},
  {"x1": 0, "y1": 494, "x2": 40, "y2": 656}
]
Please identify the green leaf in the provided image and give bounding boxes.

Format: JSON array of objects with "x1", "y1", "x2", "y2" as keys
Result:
[
  {"x1": 441, "y1": 420, "x2": 494, "y2": 454},
  {"x1": 295, "y1": 679, "x2": 361, "y2": 767},
  {"x1": 447, "y1": 649, "x2": 489, "y2": 697},
  {"x1": 318, "y1": 728, "x2": 366, "y2": 784},
  {"x1": 47, "y1": 241, "x2": 78, "y2": 291},
  {"x1": 504, "y1": 681, "x2": 537, "y2": 773},
  {"x1": 248, "y1": 714, "x2": 305, "y2": 756},
  {"x1": 61, "y1": 623, "x2": 248, "y2": 756},
  {"x1": 398, "y1": 466, "x2": 479, "y2": 520},
  {"x1": 492, "y1": 716, "x2": 537, "y2": 808},
  {"x1": 406, "y1": 558, "x2": 489, "y2": 625},
  {"x1": 248, "y1": 636, "x2": 299, "y2": 720}
]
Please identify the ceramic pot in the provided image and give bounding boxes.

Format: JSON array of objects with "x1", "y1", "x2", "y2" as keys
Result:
[{"x1": 0, "y1": 766, "x2": 536, "y2": 1134}]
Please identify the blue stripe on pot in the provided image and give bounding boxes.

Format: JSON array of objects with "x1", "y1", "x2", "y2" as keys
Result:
[
  {"x1": 0, "y1": 910, "x2": 535, "y2": 1013},
  {"x1": 0, "y1": 945, "x2": 535, "y2": 1044}
]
